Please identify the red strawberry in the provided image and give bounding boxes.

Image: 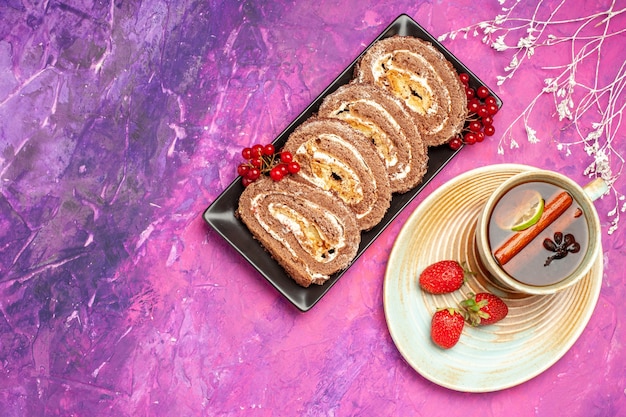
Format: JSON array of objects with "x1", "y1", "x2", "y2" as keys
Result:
[
  {"x1": 419, "y1": 260, "x2": 475, "y2": 294},
  {"x1": 430, "y1": 308, "x2": 465, "y2": 349},
  {"x1": 461, "y1": 292, "x2": 508, "y2": 326}
]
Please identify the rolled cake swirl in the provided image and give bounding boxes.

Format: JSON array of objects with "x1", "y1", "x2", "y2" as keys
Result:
[
  {"x1": 317, "y1": 82, "x2": 428, "y2": 193},
  {"x1": 354, "y1": 36, "x2": 468, "y2": 147},
  {"x1": 237, "y1": 177, "x2": 360, "y2": 287},
  {"x1": 283, "y1": 117, "x2": 392, "y2": 231}
]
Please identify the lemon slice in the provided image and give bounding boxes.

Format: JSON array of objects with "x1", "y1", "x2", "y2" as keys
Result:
[{"x1": 511, "y1": 194, "x2": 545, "y2": 231}]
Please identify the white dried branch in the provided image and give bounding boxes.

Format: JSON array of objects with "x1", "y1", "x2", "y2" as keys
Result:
[{"x1": 438, "y1": 0, "x2": 626, "y2": 233}]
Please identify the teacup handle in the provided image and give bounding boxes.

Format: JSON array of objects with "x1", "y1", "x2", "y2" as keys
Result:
[{"x1": 584, "y1": 178, "x2": 608, "y2": 202}]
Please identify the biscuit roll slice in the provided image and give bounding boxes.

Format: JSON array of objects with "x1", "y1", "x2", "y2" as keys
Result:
[
  {"x1": 354, "y1": 36, "x2": 468, "y2": 147},
  {"x1": 237, "y1": 177, "x2": 360, "y2": 287},
  {"x1": 318, "y1": 83, "x2": 428, "y2": 193},
  {"x1": 283, "y1": 117, "x2": 392, "y2": 231}
]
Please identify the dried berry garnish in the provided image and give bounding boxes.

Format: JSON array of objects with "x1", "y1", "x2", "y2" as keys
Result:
[{"x1": 543, "y1": 232, "x2": 581, "y2": 266}]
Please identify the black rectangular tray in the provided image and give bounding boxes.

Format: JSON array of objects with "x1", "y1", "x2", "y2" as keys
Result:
[{"x1": 203, "y1": 14, "x2": 501, "y2": 311}]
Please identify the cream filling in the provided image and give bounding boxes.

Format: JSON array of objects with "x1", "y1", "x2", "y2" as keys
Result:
[
  {"x1": 296, "y1": 133, "x2": 377, "y2": 219},
  {"x1": 333, "y1": 100, "x2": 411, "y2": 181},
  {"x1": 250, "y1": 192, "x2": 346, "y2": 269},
  {"x1": 269, "y1": 202, "x2": 344, "y2": 263},
  {"x1": 372, "y1": 50, "x2": 449, "y2": 134}
]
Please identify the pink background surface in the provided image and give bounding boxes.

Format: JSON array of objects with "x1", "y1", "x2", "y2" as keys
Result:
[{"x1": 1, "y1": 0, "x2": 625, "y2": 416}]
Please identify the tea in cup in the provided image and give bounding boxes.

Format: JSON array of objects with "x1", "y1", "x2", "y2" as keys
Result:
[{"x1": 475, "y1": 170, "x2": 605, "y2": 295}]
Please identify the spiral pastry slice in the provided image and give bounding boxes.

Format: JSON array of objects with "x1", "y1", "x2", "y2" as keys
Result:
[
  {"x1": 283, "y1": 117, "x2": 392, "y2": 231},
  {"x1": 318, "y1": 83, "x2": 428, "y2": 193},
  {"x1": 237, "y1": 177, "x2": 360, "y2": 287},
  {"x1": 354, "y1": 36, "x2": 468, "y2": 147}
]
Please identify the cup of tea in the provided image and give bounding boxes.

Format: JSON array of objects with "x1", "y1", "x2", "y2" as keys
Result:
[{"x1": 475, "y1": 169, "x2": 606, "y2": 295}]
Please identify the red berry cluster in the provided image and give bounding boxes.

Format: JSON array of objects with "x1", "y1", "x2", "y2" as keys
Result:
[
  {"x1": 448, "y1": 73, "x2": 499, "y2": 150},
  {"x1": 237, "y1": 143, "x2": 301, "y2": 186}
]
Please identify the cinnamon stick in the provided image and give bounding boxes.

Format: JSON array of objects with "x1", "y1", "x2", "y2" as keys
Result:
[{"x1": 494, "y1": 191, "x2": 573, "y2": 265}]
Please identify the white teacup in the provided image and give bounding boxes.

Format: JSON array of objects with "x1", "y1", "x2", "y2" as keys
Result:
[{"x1": 475, "y1": 170, "x2": 605, "y2": 295}]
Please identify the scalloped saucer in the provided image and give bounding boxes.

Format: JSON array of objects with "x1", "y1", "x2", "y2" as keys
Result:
[{"x1": 383, "y1": 164, "x2": 603, "y2": 392}]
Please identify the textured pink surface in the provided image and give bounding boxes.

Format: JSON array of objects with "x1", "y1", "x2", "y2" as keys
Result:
[{"x1": 1, "y1": 1, "x2": 625, "y2": 416}]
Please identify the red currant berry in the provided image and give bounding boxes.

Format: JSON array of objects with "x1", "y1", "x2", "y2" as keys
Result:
[
  {"x1": 251, "y1": 144, "x2": 264, "y2": 158},
  {"x1": 448, "y1": 137, "x2": 463, "y2": 150},
  {"x1": 468, "y1": 120, "x2": 482, "y2": 132},
  {"x1": 468, "y1": 99, "x2": 481, "y2": 114},
  {"x1": 237, "y1": 163, "x2": 250, "y2": 177},
  {"x1": 482, "y1": 115, "x2": 494, "y2": 126},
  {"x1": 242, "y1": 147, "x2": 252, "y2": 160},
  {"x1": 250, "y1": 157, "x2": 262, "y2": 168},
  {"x1": 263, "y1": 144, "x2": 275, "y2": 156},
  {"x1": 464, "y1": 132, "x2": 477, "y2": 145},
  {"x1": 242, "y1": 177, "x2": 254, "y2": 187},
  {"x1": 484, "y1": 125, "x2": 496, "y2": 136},
  {"x1": 477, "y1": 86, "x2": 490, "y2": 99},
  {"x1": 287, "y1": 161, "x2": 300, "y2": 174},
  {"x1": 280, "y1": 151, "x2": 293, "y2": 163},
  {"x1": 476, "y1": 131, "x2": 485, "y2": 142},
  {"x1": 465, "y1": 87, "x2": 475, "y2": 100},
  {"x1": 477, "y1": 105, "x2": 490, "y2": 118},
  {"x1": 486, "y1": 103, "x2": 499, "y2": 115},
  {"x1": 278, "y1": 163, "x2": 289, "y2": 175},
  {"x1": 485, "y1": 96, "x2": 498, "y2": 106},
  {"x1": 246, "y1": 167, "x2": 261, "y2": 181},
  {"x1": 459, "y1": 73, "x2": 470, "y2": 85},
  {"x1": 269, "y1": 166, "x2": 284, "y2": 181}
]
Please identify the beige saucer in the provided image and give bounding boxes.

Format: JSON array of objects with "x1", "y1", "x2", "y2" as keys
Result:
[{"x1": 383, "y1": 164, "x2": 603, "y2": 392}]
